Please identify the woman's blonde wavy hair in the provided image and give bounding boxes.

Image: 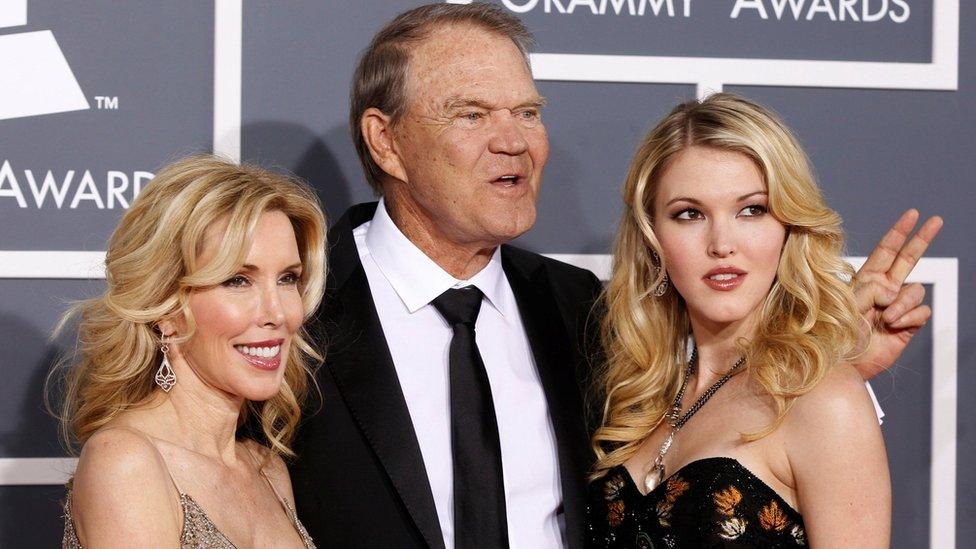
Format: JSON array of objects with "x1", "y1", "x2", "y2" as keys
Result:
[
  {"x1": 591, "y1": 93, "x2": 862, "y2": 480},
  {"x1": 49, "y1": 155, "x2": 326, "y2": 459}
]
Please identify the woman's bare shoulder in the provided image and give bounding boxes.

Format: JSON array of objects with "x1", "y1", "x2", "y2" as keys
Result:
[
  {"x1": 71, "y1": 426, "x2": 182, "y2": 546},
  {"x1": 782, "y1": 362, "x2": 882, "y2": 464},
  {"x1": 781, "y1": 363, "x2": 890, "y2": 546},
  {"x1": 74, "y1": 426, "x2": 169, "y2": 489},
  {"x1": 787, "y1": 362, "x2": 874, "y2": 426}
]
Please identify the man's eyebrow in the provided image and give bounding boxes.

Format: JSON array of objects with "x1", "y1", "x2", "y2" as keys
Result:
[
  {"x1": 443, "y1": 96, "x2": 547, "y2": 111},
  {"x1": 443, "y1": 98, "x2": 491, "y2": 111}
]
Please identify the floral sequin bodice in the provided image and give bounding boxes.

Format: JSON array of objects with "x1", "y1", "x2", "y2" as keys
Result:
[{"x1": 587, "y1": 457, "x2": 807, "y2": 548}]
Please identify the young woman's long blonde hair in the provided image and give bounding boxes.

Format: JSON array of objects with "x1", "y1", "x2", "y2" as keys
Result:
[
  {"x1": 49, "y1": 155, "x2": 326, "y2": 459},
  {"x1": 591, "y1": 93, "x2": 862, "y2": 479}
]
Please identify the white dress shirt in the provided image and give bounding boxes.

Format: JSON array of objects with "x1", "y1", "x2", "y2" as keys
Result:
[{"x1": 354, "y1": 199, "x2": 565, "y2": 549}]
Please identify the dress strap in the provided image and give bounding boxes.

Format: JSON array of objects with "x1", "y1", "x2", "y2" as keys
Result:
[
  {"x1": 243, "y1": 443, "x2": 291, "y2": 509},
  {"x1": 242, "y1": 443, "x2": 315, "y2": 548},
  {"x1": 157, "y1": 454, "x2": 185, "y2": 496},
  {"x1": 260, "y1": 468, "x2": 287, "y2": 506}
]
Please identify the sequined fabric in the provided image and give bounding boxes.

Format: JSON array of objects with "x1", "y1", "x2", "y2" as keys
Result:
[
  {"x1": 587, "y1": 457, "x2": 807, "y2": 548},
  {"x1": 62, "y1": 489, "x2": 316, "y2": 548},
  {"x1": 178, "y1": 493, "x2": 238, "y2": 548},
  {"x1": 62, "y1": 493, "x2": 81, "y2": 549}
]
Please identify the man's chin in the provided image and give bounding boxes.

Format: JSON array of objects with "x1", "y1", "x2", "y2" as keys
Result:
[{"x1": 486, "y1": 220, "x2": 536, "y2": 246}]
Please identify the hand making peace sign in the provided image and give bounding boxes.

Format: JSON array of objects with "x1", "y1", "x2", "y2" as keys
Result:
[{"x1": 851, "y1": 209, "x2": 945, "y2": 380}]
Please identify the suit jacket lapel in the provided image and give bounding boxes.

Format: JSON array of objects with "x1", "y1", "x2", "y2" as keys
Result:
[
  {"x1": 502, "y1": 248, "x2": 591, "y2": 549},
  {"x1": 324, "y1": 203, "x2": 446, "y2": 549}
]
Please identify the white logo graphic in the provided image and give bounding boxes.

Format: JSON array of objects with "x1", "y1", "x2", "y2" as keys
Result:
[{"x1": 0, "y1": 0, "x2": 89, "y2": 120}]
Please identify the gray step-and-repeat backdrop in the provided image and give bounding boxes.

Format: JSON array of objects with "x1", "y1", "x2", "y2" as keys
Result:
[{"x1": 0, "y1": 1, "x2": 968, "y2": 547}]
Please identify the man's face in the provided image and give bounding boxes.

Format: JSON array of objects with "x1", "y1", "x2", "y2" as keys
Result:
[{"x1": 388, "y1": 24, "x2": 549, "y2": 249}]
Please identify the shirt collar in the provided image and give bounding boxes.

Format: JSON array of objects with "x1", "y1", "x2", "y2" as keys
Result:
[{"x1": 365, "y1": 198, "x2": 510, "y2": 317}]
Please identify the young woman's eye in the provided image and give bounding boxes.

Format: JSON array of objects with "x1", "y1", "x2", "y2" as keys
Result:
[
  {"x1": 222, "y1": 275, "x2": 250, "y2": 288},
  {"x1": 739, "y1": 204, "x2": 767, "y2": 217},
  {"x1": 673, "y1": 208, "x2": 703, "y2": 221}
]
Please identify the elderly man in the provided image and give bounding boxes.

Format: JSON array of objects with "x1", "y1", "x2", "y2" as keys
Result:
[{"x1": 289, "y1": 3, "x2": 939, "y2": 549}]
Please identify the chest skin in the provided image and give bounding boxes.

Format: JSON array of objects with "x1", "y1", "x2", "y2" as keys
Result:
[
  {"x1": 621, "y1": 373, "x2": 799, "y2": 512},
  {"x1": 156, "y1": 444, "x2": 307, "y2": 549}
]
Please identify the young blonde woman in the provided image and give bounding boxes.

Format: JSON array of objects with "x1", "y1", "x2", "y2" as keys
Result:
[
  {"x1": 53, "y1": 156, "x2": 326, "y2": 548},
  {"x1": 587, "y1": 94, "x2": 940, "y2": 547}
]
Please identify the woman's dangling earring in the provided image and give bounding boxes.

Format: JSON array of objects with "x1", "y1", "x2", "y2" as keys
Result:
[
  {"x1": 155, "y1": 336, "x2": 177, "y2": 392},
  {"x1": 653, "y1": 272, "x2": 669, "y2": 297},
  {"x1": 651, "y1": 250, "x2": 669, "y2": 297}
]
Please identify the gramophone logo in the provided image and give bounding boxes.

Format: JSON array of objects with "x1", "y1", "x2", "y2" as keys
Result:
[{"x1": 0, "y1": 0, "x2": 89, "y2": 121}]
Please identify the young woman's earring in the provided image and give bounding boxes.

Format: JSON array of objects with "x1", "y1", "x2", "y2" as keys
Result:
[
  {"x1": 653, "y1": 272, "x2": 669, "y2": 297},
  {"x1": 651, "y1": 250, "x2": 669, "y2": 297},
  {"x1": 155, "y1": 336, "x2": 177, "y2": 392}
]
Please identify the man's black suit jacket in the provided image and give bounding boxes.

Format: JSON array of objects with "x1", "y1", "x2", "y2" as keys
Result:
[{"x1": 290, "y1": 203, "x2": 603, "y2": 549}]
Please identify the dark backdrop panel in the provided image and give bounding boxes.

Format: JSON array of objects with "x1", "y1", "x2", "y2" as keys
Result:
[
  {"x1": 515, "y1": 0, "x2": 931, "y2": 61},
  {"x1": 517, "y1": 81, "x2": 695, "y2": 253},
  {"x1": 0, "y1": 1, "x2": 214, "y2": 249}
]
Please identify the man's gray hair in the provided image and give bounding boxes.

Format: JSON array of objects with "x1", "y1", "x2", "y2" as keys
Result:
[{"x1": 349, "y1": 2, "x2": 535, "y2": 194}]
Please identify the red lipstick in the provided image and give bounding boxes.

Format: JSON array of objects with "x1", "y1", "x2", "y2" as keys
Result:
[{"x1": 703, "y1": 266, "x2": 747, "y2": 291}]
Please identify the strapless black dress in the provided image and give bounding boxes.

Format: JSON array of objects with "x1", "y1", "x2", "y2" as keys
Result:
[{"x1": 586, "y1": 457, "x2": 807, "y2": 548}]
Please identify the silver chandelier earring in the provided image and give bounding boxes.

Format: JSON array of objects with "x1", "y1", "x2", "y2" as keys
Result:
[
  {"x1": 651, "y1": 250, "x2": 669, "y2": 297},
  {"x1": 155, "y1": 336, "x2": 177, "y2": 392}
]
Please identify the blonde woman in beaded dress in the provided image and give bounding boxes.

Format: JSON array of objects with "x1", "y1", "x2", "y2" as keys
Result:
[{"x1": 52, "y1": 156, "x2": 324, "y2": 548}]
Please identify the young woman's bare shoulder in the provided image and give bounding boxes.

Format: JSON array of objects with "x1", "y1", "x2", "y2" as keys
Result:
[
  {"x1": 71, "y1": 427, "x2": 181, "y2": 546},
  {"x1": 782, "y1": 364, "x2": 890, "y2": 546},
  {"x1": 783, "y1": 362, "x2": 878, "y2": 451}
]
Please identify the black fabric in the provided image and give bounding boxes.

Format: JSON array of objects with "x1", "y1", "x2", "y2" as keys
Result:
[
  {"x1": 586, "y1": 458, "x2": 807, "y2": 548},
  {"x1": 290, "y1": 202, "x2": 605, "y2": 549},
  {"x1": 431, "y1": 287, "x2": 483, "y2": 327},
  {"x1": 291, "y1": 203, "x2": 443, "y2": 549},
  {"x1": 431, "y1": 287, "x2": 508, "y2": 549}
]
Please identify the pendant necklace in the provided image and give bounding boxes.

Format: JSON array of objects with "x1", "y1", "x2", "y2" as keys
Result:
[{"x1": 643, "y1": 348, "x2": 747, "y2": 493}]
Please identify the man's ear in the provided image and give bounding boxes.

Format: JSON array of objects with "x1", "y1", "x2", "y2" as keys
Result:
[{"x1": 362, "y1": 108, "x2": 408, "y2": 183}]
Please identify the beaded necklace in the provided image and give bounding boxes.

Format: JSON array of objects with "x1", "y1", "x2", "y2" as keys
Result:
[{"x1": 643, "y1": 348, "x2": 747, "y2": 492}]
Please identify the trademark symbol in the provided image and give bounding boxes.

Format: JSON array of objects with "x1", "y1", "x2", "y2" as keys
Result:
[{"x1": 94, "y1": 96, "x2": 119, "y2": 110}]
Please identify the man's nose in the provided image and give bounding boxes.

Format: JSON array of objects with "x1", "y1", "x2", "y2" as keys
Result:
[{"x1": 487, "y1": 110, "x2": 529, "y2": 155}]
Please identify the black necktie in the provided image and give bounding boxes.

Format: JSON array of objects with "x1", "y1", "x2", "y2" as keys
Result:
[{"x1": 430, "y1": 286, "x2": 509, "y2": 549}]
